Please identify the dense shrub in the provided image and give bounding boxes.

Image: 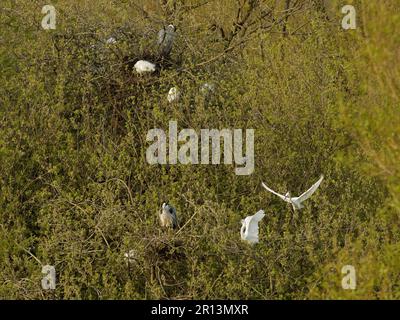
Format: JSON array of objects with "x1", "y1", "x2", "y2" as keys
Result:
[{"x1": 0, "y1": 0, "x2": 398, "y2": 299}]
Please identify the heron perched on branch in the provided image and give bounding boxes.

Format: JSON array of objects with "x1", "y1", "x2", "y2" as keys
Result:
[
  {"x1": 157, "y1": 24, "x2": 176, "y2": 57},
  {"x1": 159, "y1": 202, "x2": 178, "y2": 229}
]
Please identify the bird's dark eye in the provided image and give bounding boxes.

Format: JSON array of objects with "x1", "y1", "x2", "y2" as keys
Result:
[{"x1": 169, "y1": 208, "x2": 173, "y2": 214}]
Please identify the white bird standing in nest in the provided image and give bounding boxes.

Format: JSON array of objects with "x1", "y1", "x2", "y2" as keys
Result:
[
  {"x1": 157, "y1": 24, "x2": 176, "y2": 57},
  {"x1": 262, "y1": 175, "x2": 324, "y2": 210},
  {"x1": 159, "y1": 202, "x2": 178, "y2": 229},
  {"x1": 167, "y1": 87, "x2": 180, "y2": 103},
  {"x1": 134, "y1": 60, "x2": 156, "y2": 74},
  {"x1": 240, "y1": 210, "x2": 265, "y2": 244}
]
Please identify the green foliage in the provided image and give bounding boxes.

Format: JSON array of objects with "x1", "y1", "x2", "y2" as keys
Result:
[{"x1": 0, "y1": 0, "x2": 398, "y2": 299}]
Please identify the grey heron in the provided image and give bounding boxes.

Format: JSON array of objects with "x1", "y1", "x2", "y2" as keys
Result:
[
  {"x1": 160, "y1": 202, "x2": 178, "y2": 229},
  {"x1": 157, "y1": 24, "x2": 176, "y2": 57}
]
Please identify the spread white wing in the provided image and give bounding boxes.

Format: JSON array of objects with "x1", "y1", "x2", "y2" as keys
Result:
[
  {"x1": 244, "y1": 210, "x2": 265, "y2": 243},
  {"x1": 261, "y1": 182, "x2": 290, "y2": 203},
  {"x1": 297, "y1": 175, "x2": 324, "y2": 202}
]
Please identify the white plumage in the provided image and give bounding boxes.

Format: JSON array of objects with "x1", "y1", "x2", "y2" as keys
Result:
[
  {"x1": 106, "y1": 37, "x2": 117, "y2": 44},
  {"x1": 167, "y1": 87, "x2": 180, "y2": 103},
  {"x1": 240, "y1": 210, "x2": 265, "y2": 244},
  {"x1": 262, "y1": 175, "x2": 324, "y2": 210},
  {"x1": 159, "y1": 203, "x2": 178, "y2": 229},
  {"x1": 134, "y1": 60, "x2": 156, "y2": 74}
]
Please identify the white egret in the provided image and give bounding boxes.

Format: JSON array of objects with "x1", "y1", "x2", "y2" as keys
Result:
[
  {"x1": 134, "y1": 60, "x2": 156, "y2": 74},
  {"x1": 167, "y1": 87, "x2": 180, "y2": 103},
  {"x1": 262, "y1": 175, "x2": 324, "y2": 210},
  {"x1": 240, "y1": 210, "x2": 265, "y2": 244},
  {"x1": 160, "y1": 203, "x2": 178, "y2": 229}
]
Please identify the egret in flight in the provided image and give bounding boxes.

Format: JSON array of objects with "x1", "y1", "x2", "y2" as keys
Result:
[
  {"x1": 262, "y1": 175, "x2": 324, "y2": 210},
  {"x1": 240, "y1": 210, "x2": 265, "y2": 244}
]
